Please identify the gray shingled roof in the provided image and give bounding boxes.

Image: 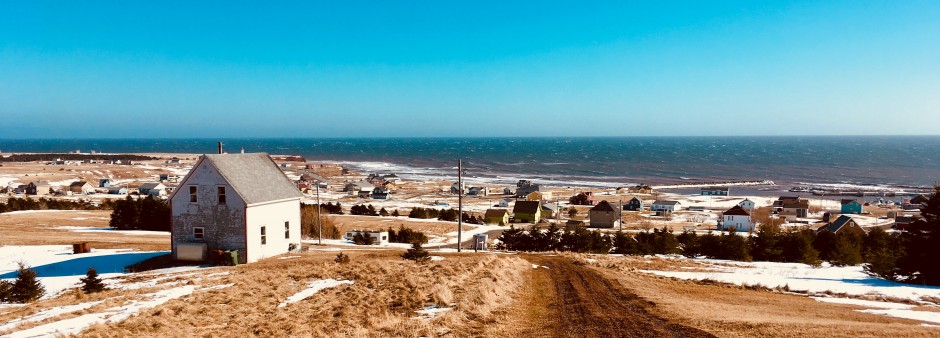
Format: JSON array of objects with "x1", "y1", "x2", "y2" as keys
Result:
[
  {"x1": 202, "y1": 153, "x2": 303, "y2": 205},
  {"x1": 591, "y1": 200, "x2": 617, "y2": 212},
  {"x1": 138, "y1": 182, "x2": 165, "y2": 190},
  {"x1": 652, "y1": 200, "x2": 680, "y2": 206}
]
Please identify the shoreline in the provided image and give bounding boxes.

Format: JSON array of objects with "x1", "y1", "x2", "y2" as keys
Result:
[{"x1": 0, "y1": 151, "x2": 932, "y2": 197}]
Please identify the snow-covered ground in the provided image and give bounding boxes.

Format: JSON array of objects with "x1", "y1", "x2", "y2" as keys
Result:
[
  {"x1": 2, "y1": 284, "x2": 231, "y2": 338},
  {"x1": 278, "y1": 279, "x2": 354, "y2": 308},
  {"x1": 812, "y1": 297, "x2": 940, "y2": 324},
  {"x1": 641, "y1": 257, "x2": 940, "y2": 324},
  {"x1": 0, "y1": 245, "x2": 169, "y2": 298}
]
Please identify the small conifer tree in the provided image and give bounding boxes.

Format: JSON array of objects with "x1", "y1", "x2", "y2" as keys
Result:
[
  {"x1": 80, "y1": 267, "x2": 107, "y2": 294},
  {"x1": 11, "y1": 263, "x2": 45, "y2": 303},
  {"x1": 402, "y1": 242, "x2": 431, "y2": 263},
  {"x1": 334, "y1": 252, "x2": 350, "y2": 264},
  {"x1": 0, "y1": 280, "x2": 12, "y2": 303}
]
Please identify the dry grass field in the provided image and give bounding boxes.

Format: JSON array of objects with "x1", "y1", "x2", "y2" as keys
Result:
[
  {"x1": 0, "y1": 210, "x2": 168, "y2": 251},
  {"x1": 573, "y1": 254, "x2": 940, "y2": 338},
  {"x1": 71, "y1": 251, "x2": 528, "y2": 337}
]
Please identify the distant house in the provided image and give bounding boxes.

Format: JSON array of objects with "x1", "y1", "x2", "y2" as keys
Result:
[
  {"x1": 910, "y1": 194, "x2": 929, "y2": 205},
  {"x1": 108, "y1": 186, "x2": 128, "y2": 195},
  {"x1": 780, "y1": 199, "x2": 809, "y2": 219},
  {"x1": 701, "y1": 187, "x2": 730, "y2": 196},
  {"x1": 99, "y1": 179, "x2": 111, "y2": 188},
  {"x1": 737, "y1": 198, "x2": 756, "y2": 210},
  {"x1": 651, "y1": 200, "x2": 681, "y2": 212},
  {"x1": 541, "y1": 203, "x2": 558, "y2": 218},
  {"x1": 25, "y1": 182, "x2": 52, "y2": 196},
  {"x1": 139, "y1": 182, "x2": 168, "y2": 196},
  {"x1": 170, "y1": 153, "x2": 303, "y2": 264},
  {"x1": 589, "y1": 201, "x2": 621, "y2": 228},
  {"x1": 467, "y1": 187, "x2": 487, "y2": 196},
  {"x1": 772, "y1": 196, "x2": 801, "y2": 211},
  {"x1": 343, "y1": 230, "x2": 389, "y2": 245},
  {"x1": 569, "y1": 192, "x2": 596, "y2": 206},
  {"x1": 299, "y1": 173, "x2": 326, "y2": 184},
  {"x1": 818, "y1": 215, "x2": 867, "y2": 236},
  {"x1": 565, "y1": 220, "x2": 586, "y2": 231},
  {"x1": 515, "y1": 183, "x2": 540, "y2": 198},
  {"x1": 512, "y1": 200, "x2": 542, "y2": 223},
  {"x1": 497, "y1": 199, "x2": 511, "y2": 208},
  {"x1": 526, "y1": 191, "x2": 552, "y2": 201},
  {"x1": 484, "y1": 209, "x2": 510, "y2": 225},
  {"x1": 840, "y1": 199, "x2": 863, "y2": 214},
  {"x1": 344, "y1": 182, "x2": 373, "y2": 194},
  {"x1": 894, "y1": 215, "x2": 919, "y2": 231},
  {"x1": 371, "y1": 187, "x2": 390, "y2": 200},
  {"x1": 450, "y1": 182, "x2": 466, "y2": 194},
  {"x1": 159, "y1": 174, "x2": 180, "y2": 183},
  {"x1": 68, "y1": 181, "x2": 95, "y2": 195},
  {"x1": 720, "y1": 205, "x2": 753, "y2": 232},
  {"x1": 624, "y1": 196, "x2": 644, "y2": 211},
  {"x1": 627, "y1": 185, "x2": 653, "y2": 194}
]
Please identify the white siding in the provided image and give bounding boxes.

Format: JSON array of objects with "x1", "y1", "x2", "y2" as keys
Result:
[
  {"x1": 722, "y1": 215, "x2": 753, "y2": 232},
  {"x1": 244, "y1": 199, "x2": 301, "y2": 263}
]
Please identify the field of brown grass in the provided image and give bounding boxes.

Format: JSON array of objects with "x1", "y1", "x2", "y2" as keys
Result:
[
  {"x1": 0, "y1": 210, "x2": 168, "y2": 251},
  {"x1": 68, "y1": 251, "x2": 528, "y2": 337},
  {"x1": 575, "y1": 254, "x2": 939, "y2": 337}
]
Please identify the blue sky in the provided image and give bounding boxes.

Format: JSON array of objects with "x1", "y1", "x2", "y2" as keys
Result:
[{"x1": 1, "y1": 1, "x2": 938, "y2": 138}]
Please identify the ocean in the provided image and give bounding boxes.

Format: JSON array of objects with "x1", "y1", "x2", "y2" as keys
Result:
[{"x1": 1, "y1": 136, "x2": 938, "y2": 190}]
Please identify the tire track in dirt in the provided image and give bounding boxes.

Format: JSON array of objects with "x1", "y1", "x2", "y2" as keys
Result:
[{"x1": 524, "y1": 255, "x2": 716, "y2": 338}]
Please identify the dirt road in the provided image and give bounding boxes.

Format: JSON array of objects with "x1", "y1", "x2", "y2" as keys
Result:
[{"x1": 519, "y1": 255, "x2": 716, "y2": 338}]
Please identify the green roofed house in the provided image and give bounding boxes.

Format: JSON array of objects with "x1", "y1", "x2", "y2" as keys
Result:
[{"x1": 512, "y1": 200, "x2": 541, "y2": 224}]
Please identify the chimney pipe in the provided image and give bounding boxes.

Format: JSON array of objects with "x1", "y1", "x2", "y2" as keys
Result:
[{"x1": 217, "y1": 142, "x2": 223, "y2": 154}]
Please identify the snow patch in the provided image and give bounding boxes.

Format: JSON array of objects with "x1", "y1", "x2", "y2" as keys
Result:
[
  {"x1": 3, "y1": 285, "x2": 196, "y2": 338},
  {"x1": 641, "y1": 259, "x2": 940, "y2": 302},
  {"x1": 278, "y1": 279, "x2": 354, "y2": 308},
  {"x1": 412, "y1": 305, "x2": 453, "y2": 319},
  {"x1": 0, "y1": 301, "x2": 103, "y2": 333}
]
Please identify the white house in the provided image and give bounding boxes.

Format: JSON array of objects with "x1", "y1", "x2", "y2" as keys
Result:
[
  {"x1": 720, "y1": 205, "x2": 753, "y2": 232},
  {"x1": 737, "y1": 198, "x2": 756, "y2": 210},
  {"x1": 343, "y1": 230, "x2": 390, "y2": 245},
  {"x1": 170, "y1": 153, "x2": 303, "y2": 264},
  {"x1": 138, "y1": 182, "x2": 168, "y2": 196},
  {"x1": 650, "y1": 200, "x2": 681, "y2": 212}
]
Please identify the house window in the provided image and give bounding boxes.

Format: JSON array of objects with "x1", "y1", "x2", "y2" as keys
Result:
[
  {"x1": 284, "y1": 221, "x2": 290, "y2": 239},
  {"x1": 193, "y1": 227, "x2": 204, "y2": 240},
  {"x1": 189, "y1": 186, "x2": 197, "y2": 203},
  {"x1": 217, "y1": 186, "x2": 226, "y2": 205},
  {"x1": 261, "y1": 226, "x2": 267, "y2": 245}
]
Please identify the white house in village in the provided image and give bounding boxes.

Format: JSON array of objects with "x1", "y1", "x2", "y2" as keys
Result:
[
  {"x1": 138, "y1": 182, "x2": 168, "y2": 197},
  {"x1": 170, "y1": 153, "x2": 303, "y2": 264},
  {"x1": 650, "y1": 200, "x2": 681, "y2": 212},
  {"x1": 737, "y1": 198, "x2": 756, "y2": 210},
  {"x1": 720, "y1": 205, "x2": 753, "y2": 232}
]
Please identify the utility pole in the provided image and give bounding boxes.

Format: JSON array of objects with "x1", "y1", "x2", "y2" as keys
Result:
[
  {"x1": 457, "y1": 159, "x2": 463, "y2": 253},
  {"x1": 316, "y1": 180, "x2": 322, "y2": 246}
]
